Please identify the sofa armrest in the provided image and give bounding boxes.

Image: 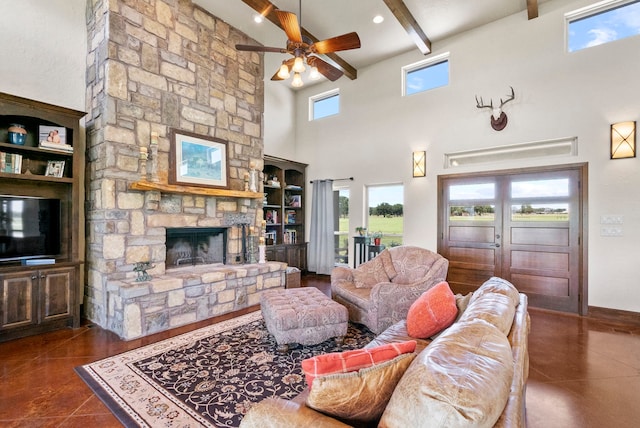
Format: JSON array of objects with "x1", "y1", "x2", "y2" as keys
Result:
[
  {"x1": 240, "y1": 398, "x2": 352, "y2": 428},
  {"x1": 331, "y1": 266, "x2": 353, "y2": 283}
]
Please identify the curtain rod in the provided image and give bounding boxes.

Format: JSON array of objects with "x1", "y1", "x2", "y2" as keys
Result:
[{"x1": 309, "y1": 177, "x2": 354, "y2": 183}]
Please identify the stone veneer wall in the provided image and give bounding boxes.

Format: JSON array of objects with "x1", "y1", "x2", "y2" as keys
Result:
[{"x1": 84, "y1": 0, "x2": 268, "y2": 338}]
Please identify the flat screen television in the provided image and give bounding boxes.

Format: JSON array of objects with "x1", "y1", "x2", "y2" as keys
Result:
[{"x1": 0, "y1": 196, "x2": 61, "y2": 263}]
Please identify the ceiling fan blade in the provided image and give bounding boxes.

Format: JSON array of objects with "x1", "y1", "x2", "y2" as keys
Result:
[
  {"x1": 235, "y1": 44, "x2": 287, "y2": 53},
  {"x1": 307, "y1": 56, "x2": 344, "y2": 81},
  {"x1": 311, "y1": 32, "x2": 361, "y2": 54},
  {"x1": 270, "y1": 58, "x2": 294, "y2": 81},
  {"x1": 275, "y1": 10, "x2": 303, "y2": 43}
]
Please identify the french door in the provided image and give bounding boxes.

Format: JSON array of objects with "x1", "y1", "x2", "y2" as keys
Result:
[{"x1": 438, "y1": 164, "x2": 587, "y2": 314}]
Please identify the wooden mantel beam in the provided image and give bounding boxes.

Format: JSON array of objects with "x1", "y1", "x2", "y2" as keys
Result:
[
  {"x1": 527, "y1": 0, "x2": 539, "y2": 20},
  {"x1": 240, "y1": 0, "x2": 358, "y2": 80},
  {"x1": 383, "y1": 0, "x2": 432, "y2": 55}
]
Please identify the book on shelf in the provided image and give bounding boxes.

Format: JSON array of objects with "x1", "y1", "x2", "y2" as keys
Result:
[
  {"x1": 265, "y1": 209, "x2": 279, "y2": 224},
  {"x1": 0, "y1": 152, "x2": 22, "y2": 174},
  {"x1": 286, "y1": 210, "x2": 296, "y2": 224},
  {"x1": 284, "y1": 229, "x2": 297, "y2": 244},
  {"x1": 39, "y1": 140, "x2": 74, "y2": 153}
]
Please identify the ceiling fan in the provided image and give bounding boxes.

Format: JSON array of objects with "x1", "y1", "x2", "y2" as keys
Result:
[{"x1": 235, "y1": 5, "x2": 361, "y2": 87}]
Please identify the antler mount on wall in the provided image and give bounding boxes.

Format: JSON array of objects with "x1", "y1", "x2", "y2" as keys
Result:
[{"x1": 475, "y1": 86, "x2": 515, "y2": 131}]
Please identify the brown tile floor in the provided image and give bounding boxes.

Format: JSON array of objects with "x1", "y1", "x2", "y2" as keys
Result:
[{"x1": 1, "y1": 274, "x2": 639, "y2": 427}]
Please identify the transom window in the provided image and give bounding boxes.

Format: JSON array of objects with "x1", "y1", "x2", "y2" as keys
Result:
[
  {"x1": 309, "y1": 88, "x2": 339, "y2": 120},
  {"x1": 402, "y1": 52, "x2": 449, "y2": 96},
  {"x1": 566, "y1": 0, "x2": 640, "y2": 52}
]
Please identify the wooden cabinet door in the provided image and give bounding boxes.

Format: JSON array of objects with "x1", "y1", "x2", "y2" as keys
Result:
[
  {"x1": 0, "y1": 272, "x2": 37, "y2": 331},
  {"x1": 40, "y1": 267, "x2": 74, "y2": 322}
]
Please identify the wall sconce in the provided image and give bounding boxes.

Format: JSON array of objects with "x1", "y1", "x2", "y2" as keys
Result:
[
  {"x1": 412, "y1": 151, "x2": 426, "y2": 177},
  {"x1": 611, "y1": 121, "x2": 636, "y2": 159}
]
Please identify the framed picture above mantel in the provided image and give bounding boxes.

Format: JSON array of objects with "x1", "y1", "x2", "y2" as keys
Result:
[{"x1": 168, "y1": 129, "x2": 229, "y2": 189}]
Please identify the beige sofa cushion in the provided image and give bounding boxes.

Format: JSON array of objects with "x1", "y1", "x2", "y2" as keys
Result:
[
  {"x1": 460, "y1": 277, "x2": 519, "y2": 336},
  {"x1": 379, "y1": 319, "x2": 514, "y2": 428}
]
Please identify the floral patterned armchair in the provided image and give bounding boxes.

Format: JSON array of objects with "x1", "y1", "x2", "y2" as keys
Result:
[{"x1": 331, "y1": 246, "x2": 449, "y2": 334}]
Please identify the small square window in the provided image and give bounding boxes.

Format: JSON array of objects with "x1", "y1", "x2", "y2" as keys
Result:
[
  {"x1": 310, "y1": 89, "x2": 340, "y2": 120},
  {"x1": 566, "y1": 0, "x2": 640, "y2": 52},
  {"x1": 402, "y1": 53, "x2": 449, "y2": 96}
]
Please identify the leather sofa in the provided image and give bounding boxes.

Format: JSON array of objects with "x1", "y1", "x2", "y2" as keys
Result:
[
  {"x1": 240, "y1": 277, "x2": 530, "y2": 428},
  {"x1": 331, "y1": 246, "x2": 449, "y2": 334}
]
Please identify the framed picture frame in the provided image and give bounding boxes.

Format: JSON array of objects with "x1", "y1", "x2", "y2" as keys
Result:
[
  {"x1": 288, "y1": 194, "x2": 301, "y2": 207},
  {"x1": 169, "y1": 129, "x2": 229, "y2": 189},
  {"x1": 45, "y1": 160, "x2": 65, "y2": 178},
  {"x1": 38, "y1": 125, "x2": 67, "y2": 145}
]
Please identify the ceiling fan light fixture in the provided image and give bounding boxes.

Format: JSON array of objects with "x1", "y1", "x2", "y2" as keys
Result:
[
  {"x1": 309, "y1": 66, "x2": 320, "y2": 80},
  {"x1": 292, "y1": 56, "x2": 306, "y2": 73},
  {"x1": 291, "y1": 72, "x2": 304, "y2": 88},
  {"x1": 277, "y1": 63, "x2": 290, "y2": 79}
]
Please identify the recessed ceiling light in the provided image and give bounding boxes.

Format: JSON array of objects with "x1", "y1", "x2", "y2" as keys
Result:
[
  {"x1": 373, "y1": 15, "x2": 384, "y2": 24},
  {"x1": 254, "y1": 14, "x2": 264, "y2": 24}
]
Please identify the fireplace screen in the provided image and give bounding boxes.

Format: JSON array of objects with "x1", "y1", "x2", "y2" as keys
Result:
[{"x1": 166, "y1": 227, "x2": 227, "y2": 266}]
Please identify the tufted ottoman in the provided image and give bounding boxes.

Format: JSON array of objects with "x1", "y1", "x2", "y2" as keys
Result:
[{"x1": 260, "y1": 287, "x2": 348, "y2": 353}]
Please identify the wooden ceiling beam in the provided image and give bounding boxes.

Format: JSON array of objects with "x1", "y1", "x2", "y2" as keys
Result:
[
  {"x1": 527, "y1": 0, "x2": 539, "y2": 20},
  {"x1": 383, "y1": 0, "x2": 431, "y2": 55},
  {"x1": 240, "y1": 0, "x2": 358, "y2": 80}
]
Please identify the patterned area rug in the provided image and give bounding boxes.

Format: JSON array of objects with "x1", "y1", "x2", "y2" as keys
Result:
[{"x1": 76, "y1": 311, "x2": 375, "y2": 427}]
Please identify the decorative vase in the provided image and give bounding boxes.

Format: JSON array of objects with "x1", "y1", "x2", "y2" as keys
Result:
[
  {"x1": 374, "y1": 237, "x2": 381, "y2": 245},
  {"x1": 8, "y1": 123, "x2": 27, "y2": 145}
]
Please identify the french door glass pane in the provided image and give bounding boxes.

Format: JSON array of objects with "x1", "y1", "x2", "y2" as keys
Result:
[
  {"x1": 511, "y1": 178, "x2": 569, "y2": 198},
  {"x1": 449, "y1": 204, "x2": 496, "y2": 221},
  {"x1": 449, "y1": 183, "x2": 495, "y2": 200},
  {"x1": 510, "y1": 203, "x2": 569, "y2": 221}
]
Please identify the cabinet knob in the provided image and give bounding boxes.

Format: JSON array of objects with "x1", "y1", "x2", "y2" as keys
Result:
[{"x1": 31, "y1": 275, "x2": 38, "y2": 280}]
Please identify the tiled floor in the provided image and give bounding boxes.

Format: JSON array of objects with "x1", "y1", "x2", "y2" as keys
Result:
[{"x1": 0, "y1": 274, "x2": 639, "y2": 427}]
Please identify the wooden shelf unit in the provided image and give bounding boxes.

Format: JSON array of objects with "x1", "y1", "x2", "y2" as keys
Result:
[
  {"x1": 0, "y1": 92, "x2": 85, "y2": 342},
  {"x1": 263, "y1": 155, "x2": 307, "y2": 271}
]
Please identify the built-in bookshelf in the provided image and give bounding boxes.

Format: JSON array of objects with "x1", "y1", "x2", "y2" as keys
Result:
[
  {"x1": 0, "y1": 92, "x2": 85, "y2": 342},
  {"x1": 263, "y1": 155, "x2": 307, "y2": 271}
]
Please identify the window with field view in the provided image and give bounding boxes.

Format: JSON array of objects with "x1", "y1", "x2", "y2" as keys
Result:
[
  {"x1": 367, "y1": 184, "x2": 404, "y2": 246},
  {"x1": 335, "y1": 188, "x2": 349, "y2": 265}
]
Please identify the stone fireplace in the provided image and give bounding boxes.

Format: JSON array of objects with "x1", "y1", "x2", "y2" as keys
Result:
[{"x1": 83, "y1": 0, "x2": 284, "y2": 340}]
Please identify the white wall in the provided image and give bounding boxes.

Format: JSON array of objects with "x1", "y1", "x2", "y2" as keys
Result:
[
  {"x1": 263, "y1": 0, "x2": 640, "y2": 313},
  {"x1": 0, "y1": 0, "x2": 87, "y2": 111}
]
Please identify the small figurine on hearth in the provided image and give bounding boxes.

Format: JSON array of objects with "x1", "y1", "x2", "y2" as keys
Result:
[{"x1": 134, "y1": 261, "x2": 155, "y2": 282}]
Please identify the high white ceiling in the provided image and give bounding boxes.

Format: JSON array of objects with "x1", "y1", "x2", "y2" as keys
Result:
[{"x1": 194, "y1": 0, "x2": 550, "y2": 83}]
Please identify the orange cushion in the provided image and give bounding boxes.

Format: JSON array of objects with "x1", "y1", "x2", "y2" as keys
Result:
[
  {"x1": 406, "y1": 281, "x2": 458, "y2": 338},
  {"x1": 301, "y1": 340, "x2": 417, "y2": 388}
]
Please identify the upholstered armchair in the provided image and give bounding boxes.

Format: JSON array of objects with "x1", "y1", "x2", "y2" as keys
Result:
[{"x1": 331, "y1": 246, "x2": 449, "y2": 334}]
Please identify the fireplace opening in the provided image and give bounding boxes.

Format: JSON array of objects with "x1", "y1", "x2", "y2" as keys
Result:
[{"x1": 166, "y1": 227, "x2": 228, "y2": 267}]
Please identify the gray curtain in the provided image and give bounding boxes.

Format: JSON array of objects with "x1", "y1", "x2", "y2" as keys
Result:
[{"x1": 308, "y1": 179, "x2": 335, "y2": 275}]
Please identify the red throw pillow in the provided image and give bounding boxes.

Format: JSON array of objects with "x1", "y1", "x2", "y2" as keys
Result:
[
  {"x1": 301, "y1": 340, "x2": 417, "y2": 388},
  {"x1": 406, "y1": 281, "x2": 458, "y2": 338}
]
